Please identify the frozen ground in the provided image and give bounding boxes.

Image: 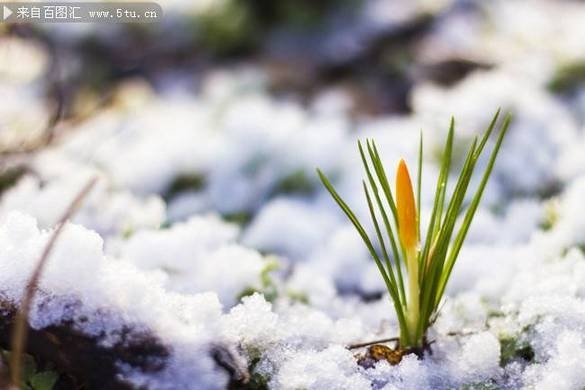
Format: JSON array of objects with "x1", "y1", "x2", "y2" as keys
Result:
[{"x1": 2, "y1": 1, "x2": 585, "y2": 389}]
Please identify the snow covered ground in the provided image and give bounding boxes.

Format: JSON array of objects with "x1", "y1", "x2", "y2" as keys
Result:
[{"x1": 2, "y1": 0, "x2": 585, "y2": 389}]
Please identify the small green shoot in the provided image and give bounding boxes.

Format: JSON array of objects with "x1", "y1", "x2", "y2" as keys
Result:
[
  {"x1": 1, "y1": 350, "x2": 58, "y2": 390},
  {"x1": 317, "y1": 110, "x2": 510, "y2": 351},
  {"x1": 238, "y1": 258, "x2": 280, "y2": 303}
]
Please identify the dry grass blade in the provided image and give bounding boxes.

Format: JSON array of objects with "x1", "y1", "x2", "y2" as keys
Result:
[
  {"x1": 347, "y1": 337, "x2": 400, "y2": 350},
  {"x1": 8, "y1": 176, "x2": 98, "y2": 389}
]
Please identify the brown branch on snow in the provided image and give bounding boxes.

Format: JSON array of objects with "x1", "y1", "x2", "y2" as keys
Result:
[
  {"x1": 347, "y1": 337, "x2": 400, "y2": 350},
  {"x1": 8, "y1": 176, "x2": 98, "y2": 388}
]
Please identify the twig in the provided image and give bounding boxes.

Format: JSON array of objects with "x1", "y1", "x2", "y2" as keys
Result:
[
  {"x1": 9, "y1": 177, "x2": 98, "y2": 388},
  {"x1": 445, "y1": 330, "x2": 478, "y2": 338},
  {"x1": 211, "y1": 344, "x2": 250, "y2": 385},
  {"x1": 347, "y1": 337, "x2": 400, "y2": 350}
]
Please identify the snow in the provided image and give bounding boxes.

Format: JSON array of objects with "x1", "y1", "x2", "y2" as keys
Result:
[
  {"x1": 243, "y1": 198, "x2": 340, "y2": 261},
  {"x1": 0, "y1": 212, "x2": 228, "y2": 388},
  {"x1": 118, "y1": 215, "x2": 271, "y2": 307},
  {"x1": 450, "y1": 332, "x2": 502, "y2": 384},
  {"x1": 523, "y1": 331, "x2": 585, "y2": 390},
  {"x1": 0, "y1": 174, "x2": 166, "y2": 237},
  {"x1": 272, "y1": 345, "x2": 371, "y2": 390}
]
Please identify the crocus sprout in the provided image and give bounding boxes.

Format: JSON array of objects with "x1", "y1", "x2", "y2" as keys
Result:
[
  {"x1": 396, "y1": 159, "x2": 418, "y2": 256},
  {"x1": 317, "y1": 110, "x2": 510, "y2": 352},
  {"x1": 396, "y1": 159, "x2": 420, "y2": 344}
]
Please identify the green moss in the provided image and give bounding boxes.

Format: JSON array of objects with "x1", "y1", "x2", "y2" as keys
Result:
[
  {"x1": 237, "y1": 259, "x2": 280, "y2": 303},
  {"x1": 499, "y1": 336, "x2": 535, "y2": 366},
  {"x1": 238, "y1": 286, "x2": 258, "y2": 299},
  {"x1": 578, "y1": 243, "x2": 585, "y2": 256},
  {"x1": 0, "y1": 166, "x2": 26, "y2": 195},
  {"x1": 197, "y1": 0, "x2": 257, "y2": 54},
  {"x1": 286, "y1": 290, "x2": 309, "y2": 305},
  {"x1": 165, "y1": 174, "x2": 206, "y2": 199},
  {"x1": 486, "y1": 308, "x2": 506, "y2": 319},
  {"x1": 159, "y1": 221, "x2": 172, "y2": 230},
  {"x1": 1, "y1": 349, "x2": 59, "y2": 390},
  {"x1": 540, "y1": 198, "x2": 559, "y2": 231},
  {"x1": 273, "y1": 170, "x2": 315, "y2": 196},
  {"x1": 121, "y1": 224, "x2": 134, "y2": 239},
  {"x1": 223, "y1": 211, "x2": 253, "y2": 226},
  {"x1": 238, "y1": 357, "x2": 270, "y2": 390},
  {"x1": 241, "y1": 371, "x2": 269, "y2": 390},
  {"x1": 548, "y1": 62, "x2": 585, "y2": 93},
  {"x1": 276, "y1": 0, "x2": 339, "y2": 28},
  {"x1": 28, "y1": 371, "x2": 59, "y2": 390},
  {"x1": 260, "y1": 260, "x2": 279, "y2": 286}
]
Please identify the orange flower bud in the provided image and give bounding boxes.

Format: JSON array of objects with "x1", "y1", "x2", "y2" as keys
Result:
[{"x1": 396, "y1": 159, "x2": 418, "y2": 254}]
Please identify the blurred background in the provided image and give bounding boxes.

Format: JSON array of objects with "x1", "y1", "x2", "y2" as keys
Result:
[
  {"x1": 5, "y1": 0, "x2": 585, "y2": 133},
  {"x1": 2, "y1": 0, "x2": 585, "y2": 274}
]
